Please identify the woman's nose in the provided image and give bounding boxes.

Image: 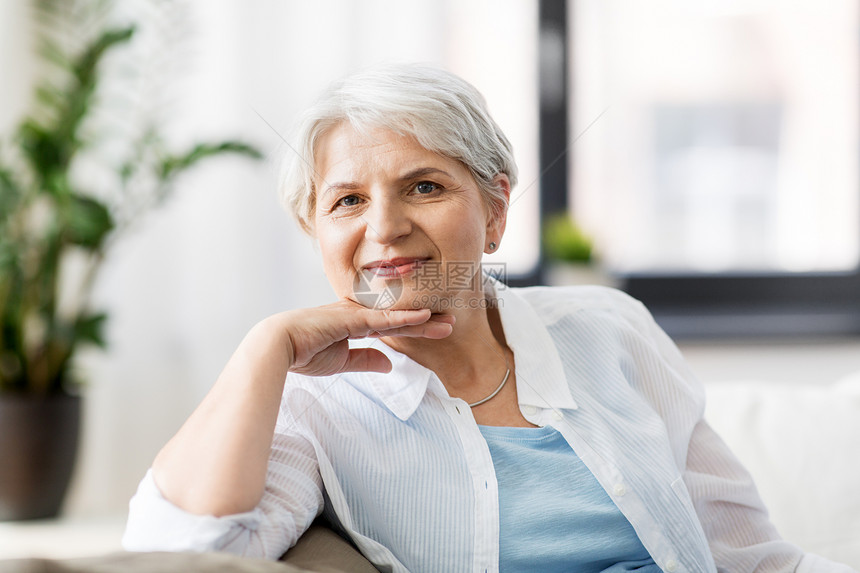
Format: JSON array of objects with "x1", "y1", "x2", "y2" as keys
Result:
[{"x1": 363, "y1": 196, "x2": 412, "y2": 244}]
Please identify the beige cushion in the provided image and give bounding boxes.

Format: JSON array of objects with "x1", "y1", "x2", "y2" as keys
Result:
[{"x1": 280, "y1": 523, "x2": 377, "y2": 572}]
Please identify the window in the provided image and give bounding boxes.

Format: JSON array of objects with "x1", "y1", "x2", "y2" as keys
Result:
[{"x1": 543, "y1": 0, "x2": 860, "y2": 336}]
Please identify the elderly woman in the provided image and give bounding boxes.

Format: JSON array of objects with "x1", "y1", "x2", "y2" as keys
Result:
[{"x1": 123, "y1": 65, "x2": 854, "y2": 573}]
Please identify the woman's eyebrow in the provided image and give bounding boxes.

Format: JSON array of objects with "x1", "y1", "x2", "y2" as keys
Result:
[{"x1": 399, "y1": 167, "x2": 453, "y2": 181}]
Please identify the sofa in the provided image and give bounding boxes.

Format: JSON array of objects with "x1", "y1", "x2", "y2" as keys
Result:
[
  {"x1": 1, "y1": 377, "x2": 858, "y2": 572},
  {"x1": 0, "y1": 521, "x2": 376, "y2": 572},
  {"x1": 703, "y1": 374, "x2": 860, "y2": 569}
]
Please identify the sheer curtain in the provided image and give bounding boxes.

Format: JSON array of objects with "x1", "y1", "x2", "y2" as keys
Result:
[{"x1": 7, "y1": 0, "x2": 540, "y2": 516}]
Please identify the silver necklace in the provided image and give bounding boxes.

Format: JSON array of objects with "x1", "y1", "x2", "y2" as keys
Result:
[{"x1": 468, "y1": 368, "x2": 511, "y2": 408}]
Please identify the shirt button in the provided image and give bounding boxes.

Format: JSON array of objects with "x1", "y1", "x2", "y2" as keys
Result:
[
  {"x1": 523, "y1": 405, "x2": 537, "y2": 415},
  {"x1": 612, "y1": 483, "x2": 627, "y2": 497},
  {"x1": 665, "y1": 559, "x2": 678, "y2": 572}
]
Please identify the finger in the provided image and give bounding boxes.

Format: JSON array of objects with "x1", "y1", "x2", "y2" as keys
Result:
[
  {"x1": 365, "y1": 321, "x2": 454, "y2": 339},
  {"x1": 348, "y1": 308, "x2": 433, "y2": 338},
  {"x1": 341, "y1": 348, "x2": 393, "y2": 373},
  {"x1": 388, "y1": 312, "x2": 455, "y2": 337}
]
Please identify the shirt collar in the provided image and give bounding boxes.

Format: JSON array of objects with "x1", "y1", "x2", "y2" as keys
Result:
[
  {"x1": 357, "y1": 340, "x2": 433, "y2": 421},
  {"x1": 490, "y1": 279, "x2": 578, "y2": 411},
  {"x1": 355, "y1": 277, "x2": 578, "y2": 421}
]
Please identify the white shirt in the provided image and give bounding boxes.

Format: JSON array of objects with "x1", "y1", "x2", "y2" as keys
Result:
[{"x1": 123, "y1": 282, "x2": 855, "y2": 573}]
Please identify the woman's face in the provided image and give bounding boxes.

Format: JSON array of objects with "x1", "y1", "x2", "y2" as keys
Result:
[{"x1": 312, "y1": 122, "x2": 507, "y2": 312}]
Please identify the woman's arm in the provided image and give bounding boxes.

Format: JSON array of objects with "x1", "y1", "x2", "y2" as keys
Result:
[{"x1": 150, "y1": 302, "x2": 454, "y2": 517}]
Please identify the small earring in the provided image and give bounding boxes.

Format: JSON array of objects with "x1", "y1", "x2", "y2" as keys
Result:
[{"x1": 488, "y1": 242, "x2": 497, "y2": 251}]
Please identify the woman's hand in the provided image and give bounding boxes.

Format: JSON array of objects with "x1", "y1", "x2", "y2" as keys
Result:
[{"x1": 280, "y1": 301, "x2": 455, "y2": 377}]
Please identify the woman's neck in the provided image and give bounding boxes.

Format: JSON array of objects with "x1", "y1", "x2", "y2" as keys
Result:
[{"x1": 381, "y1": 303, "x2": 510, "y2": 397}]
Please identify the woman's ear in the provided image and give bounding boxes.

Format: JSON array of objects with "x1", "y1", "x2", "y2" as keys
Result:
[{"x1": 485, "y1": 174, "x2": 511, "y2": 253}]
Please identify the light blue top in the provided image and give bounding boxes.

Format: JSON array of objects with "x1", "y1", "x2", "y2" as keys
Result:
[{"x1": 479, "y1": 424, "x2": 659, "y2": 573}]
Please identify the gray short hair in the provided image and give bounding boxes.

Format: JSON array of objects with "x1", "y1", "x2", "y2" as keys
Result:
[{"x1": 279, "y1": 63, "x2": 518, "y2": 235}]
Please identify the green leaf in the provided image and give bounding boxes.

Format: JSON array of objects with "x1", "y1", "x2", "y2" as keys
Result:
[
  {"x1": 74, "y1": 312, "x2": 108, "y2": 348},
  {"x1": 30, "y1": 26, "x2": 137, "y2": 177},
  {"x1": 0, "y1": 166, "x2": 22, "y2": 227},
  {"x1": 0, "y1": 240, "x2": 19, "y2": 317},
  {"x1": 74, "y1": 27, "x2": 136, "y2": 81},
  {"x1": 61, "y1": 194, "x2": 114, "y2": 249},
  {"x1": 17, "y1": 118, "x2": 63, "y2": 178},
  {"x1": 159, "y1": 141, "x2": 262, "y2": 180}
]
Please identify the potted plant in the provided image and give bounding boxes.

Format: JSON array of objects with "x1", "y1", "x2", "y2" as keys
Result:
[
  {"x1": 542, "y1": 212, "x2": 616, "y2": 288},
  {"x1": 0, "y1": 3, "x2": 261, "y2": 520}
]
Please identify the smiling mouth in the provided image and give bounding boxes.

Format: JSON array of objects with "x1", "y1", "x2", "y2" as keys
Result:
[{"x1": 362, "y1": 258, "x2": 429, "y2": 278}]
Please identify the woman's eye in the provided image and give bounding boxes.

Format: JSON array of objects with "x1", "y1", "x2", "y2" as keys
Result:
[
  {"x1": 336, "y1": 195, "x2": 361, "y2": 208},
  {"x1": 414, "y1": 181, "x2": 439, "y2": 195}
]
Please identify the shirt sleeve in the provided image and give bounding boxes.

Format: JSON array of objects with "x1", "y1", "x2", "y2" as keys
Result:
[
  {"x1": 623, "y1": 291, "x2": 858, "y2": 573},
  {"x1": 122, "y1": 406, "x2": 324, "y2": 559}
]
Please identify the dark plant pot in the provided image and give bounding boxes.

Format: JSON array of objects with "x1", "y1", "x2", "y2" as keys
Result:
[{"x1": 0, "y1": 392, "x2": 81, "y2": 521}]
